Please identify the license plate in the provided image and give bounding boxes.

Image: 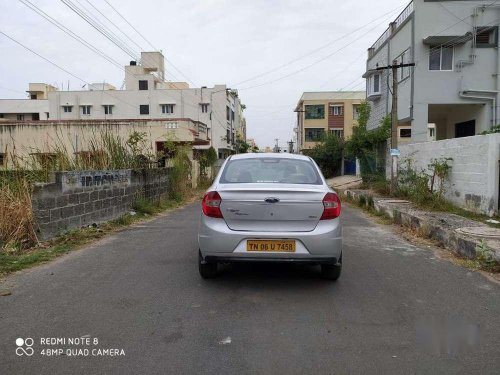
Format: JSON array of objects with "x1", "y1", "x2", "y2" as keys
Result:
[{"x1": 246, "y1": 240, "x2": 296, "y2": 252}]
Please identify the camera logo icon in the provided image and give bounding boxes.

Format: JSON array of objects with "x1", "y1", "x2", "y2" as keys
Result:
[{"x1": 16, "y1": 338, "x2": 34, "y2": 356}]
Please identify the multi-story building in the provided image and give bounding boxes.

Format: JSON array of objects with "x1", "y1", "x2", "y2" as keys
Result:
[
  {"x1": 0, "y1": 83, "x2": 56, "y2": 121},
  {"x1": 364, "y1": 0, "x2": 500, "y2": 143},
  {"x1": 0, "y1": 52, "x2": 246, "y2": 160},
  {"x1": 294, "y1": 91, "x2": 365, "y2": 152}
]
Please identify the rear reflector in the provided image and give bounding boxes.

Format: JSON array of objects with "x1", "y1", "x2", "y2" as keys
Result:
[
  {"x1": 202, "y1": 191, "x2": 223, "y2": 218},
  {"x1": 320, "y1": 192, "x2": 341, "y2": 220}
]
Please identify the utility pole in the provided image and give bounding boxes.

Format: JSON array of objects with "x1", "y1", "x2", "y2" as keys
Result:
[{"x1": 376, "y1": 60, "x2": 415, "y2": 194}]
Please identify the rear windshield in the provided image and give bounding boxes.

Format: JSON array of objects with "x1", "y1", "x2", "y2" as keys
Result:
[{"x1": 220, "y1": 158, "x2": 322, "y2": 184}]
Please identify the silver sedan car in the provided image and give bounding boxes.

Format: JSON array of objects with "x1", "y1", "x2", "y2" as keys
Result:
[{"x1": 198, "y1": 153, "x2": 342, "y2": 280}]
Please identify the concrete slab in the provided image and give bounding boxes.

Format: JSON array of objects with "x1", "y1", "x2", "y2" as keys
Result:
[{"x1": 326, "y1": 175, "x2": 362, "y2": 190}]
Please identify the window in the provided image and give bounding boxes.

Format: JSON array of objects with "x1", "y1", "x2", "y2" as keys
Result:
[
  {"x1": 139, "y1": 80, "x2": 148, "y2": 90},
  {"x1": 475, "y1": 26, "x2": 498, "y2": 47},
  {"x1": 399, "y1": 128, "x2": 411, "y2": 138},
  {"x1": 103, "y1": 105, "x2": 113, "y2": 115},
  {"x1": 0, "y1": 153, "x2": 5, "y2": 167},
  {"x1": 0, "y1": 113, "x2": 3, "y2": 118},
  {"x1": 200, "y1": 103, "x2": 209, "y2": 113},
  {"x1": 305, "y1": 128, "x2": 325, "y2": 141},
  {"x1": 81, "y1": 105, "x2": 91, "y2": 115},
  {"x1": 220, "y1": 158, "x2": 322, "y2": 185},
  {"x1": 368, "y1": 74, "x2": 381, "y2": 96},
  {"x1": 63, "y1": 105, "x2": 73, "y2": 113},
  {"x1": 140, "y1": 105, "x2": 149, "y2": 115},
  {"x1": 226, "y1": 106, "x2": 230, "y2": 121},
  {"x1": 231, "y1": 110, "x2": 235, "y2": 122},
  {"x1": 330, "y1": 129, "x2": 344, "y2": 138},
  {"x1": 353, "y1": 104, "x2": 360, "y2": 120},
  {"x1": 161, "y1": 104, "x2": 175, "y2": 114},
  {"x1": 305, "y1": 105, "x2": 325, "y2": 120},
  {"x1": 330, "y1": 105, "x2": 343, "y2": 116},
  {"x1": 17, "y1": 114, "x2": 25, "y2": 121},
  {"x1": 397, "y1": 49, "x2": 411, "y2": 81},
  {"x1": 429, "y1": 46, "x2": 453, "y2": 71},
  {"x1": 165, "y1": 122, "x2": 178, "y2": 129},
  {"x1": 30, "y1": 94, "x2": 37, "y2": 100}
]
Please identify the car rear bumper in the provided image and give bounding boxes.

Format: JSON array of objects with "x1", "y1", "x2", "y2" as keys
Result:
[
  {"x1": 198, "y1": 214, "x2": 342, "y2": 261},
  {"x1": 204, "y1": 254, "x2": 338, "y2": 265}
]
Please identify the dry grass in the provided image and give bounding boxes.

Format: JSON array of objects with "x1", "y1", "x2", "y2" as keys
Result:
[
  {"x1": 0, "y1": 131, "x2": 182, "y2": 252},
  {"x1": 0, "y1": 177, "x2": 38, "y2": 251}
]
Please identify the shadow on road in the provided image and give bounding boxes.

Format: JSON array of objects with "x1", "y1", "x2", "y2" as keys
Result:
[{"x1": 202, "y1": 262, "x2": 338, "y2": 292}]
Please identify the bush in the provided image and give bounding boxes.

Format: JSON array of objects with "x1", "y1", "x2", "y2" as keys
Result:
[
  {"x1": 169, "y1": 146, "x2": 192, "y2": 201},
  {"x1": 396, "y1": 157, "x2": 452, "y2": 207},
  {"x1": 344, "y1": 102, "x2": 390, "y2": 181}
]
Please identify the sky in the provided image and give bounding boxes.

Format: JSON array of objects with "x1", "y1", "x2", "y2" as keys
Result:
[{"x1": 0, "y1": 0, "x2": 407, "y2": 149}]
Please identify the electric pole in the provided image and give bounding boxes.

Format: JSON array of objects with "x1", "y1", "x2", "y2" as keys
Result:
[{"x1": 376, "y1": 60, "x2": 415, "y2": 194}]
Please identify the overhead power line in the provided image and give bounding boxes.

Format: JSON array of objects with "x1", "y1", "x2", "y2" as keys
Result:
[
  {"x1": 230, "y1": 4, "x2": 405, "y2": 87},
  {"x1": 60, "y1": 0, "x2": 139, "y2": 60},
  {"x1": 103, "y1": 0, "x2": 156, "y2": 50},
  {"x1": 83, "y1": 0, "x2": 145, "y2": 52},
  {"x1": 19, "y1": 0, "x2": 124, "y2": 70},
  {"x1": 0, "y1": 30, "x2": 86, "y2": 84},
  {"x1": 102, "y1": 0, "x2": 197, "y2": 87},
  {"x1": 238, "y1": 10, "x2": 402, "y2": 91}
]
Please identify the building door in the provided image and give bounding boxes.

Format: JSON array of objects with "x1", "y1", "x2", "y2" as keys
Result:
[
  {"x1": 32, "y1": 113, "x2": 40, "y2": 121},
  {"x1": 455, "y1": 120, "x2": 475, "y2": 138},
  {"x1": 344, "y1": 159, "x2": 356, "y2": 175}
]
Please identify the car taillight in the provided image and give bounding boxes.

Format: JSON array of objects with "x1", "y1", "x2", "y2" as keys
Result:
[
  {"x1": 202, "y1": 191, "x2": 223, "y2": 218},
  {"x1": 320, "y1": 192, "x2": 341, "y2": 220}
]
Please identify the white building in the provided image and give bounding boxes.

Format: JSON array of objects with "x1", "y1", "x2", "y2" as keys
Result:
[
  {"x1": 0, "y1": 83, "x2": 55, "y2": 121},
  {"x1": 363, "y1": 0, "x2": 500, "y2": 143},
  {"x1": 0, "y1": 52, "x2": 245, "y2": 160}
]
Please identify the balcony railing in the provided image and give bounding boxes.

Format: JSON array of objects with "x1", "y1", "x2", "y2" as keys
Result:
[
  {"x1": 372, "y1": 28, "x2": 391, "y2": 52},
  {"x1": 370, "y1": 1, "x2": 414, "y2": 54},
  {"x1": 395, "y1": 1, "x2": 414, "y2": 29}
]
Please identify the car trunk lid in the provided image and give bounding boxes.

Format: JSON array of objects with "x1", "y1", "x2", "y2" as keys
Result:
[{"x1": 217, "y1": 184, "x2": 326, "y2": 232}]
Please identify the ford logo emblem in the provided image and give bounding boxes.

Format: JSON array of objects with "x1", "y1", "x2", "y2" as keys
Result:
[{"x1": 264, "y1": 197, "x2": 280, "y2": 203}]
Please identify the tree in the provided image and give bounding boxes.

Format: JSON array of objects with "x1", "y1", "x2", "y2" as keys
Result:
[
  {"x1": 344, "y1": 102, "x2": 390, "y2": 181},
  {"x1": 198, "y1": 146, "x2": 218, "y2": 179},
  {"x1": 308, "y1": 133, "x2": 344, "y2": 178},
  {"x1": 235, "y1": 135, "x2": 251, "y2": 154}
]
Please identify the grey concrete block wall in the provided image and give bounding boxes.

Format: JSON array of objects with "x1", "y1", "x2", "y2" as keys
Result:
[
  {"x1": 398, "y1": 134, "x2": 500, "y2": 216},
  {"x1": 32, "y1": 169, "x2": 170, "y2": 240}
]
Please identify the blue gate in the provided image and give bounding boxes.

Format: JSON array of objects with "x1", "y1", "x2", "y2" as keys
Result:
[{"x1": 344, "y1": 159, "x2": 356, "y2": 176}]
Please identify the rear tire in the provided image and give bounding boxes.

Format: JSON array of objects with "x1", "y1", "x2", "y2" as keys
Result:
[
  {"x1": 321, "y1": 256, "x2": 342, "y2": 281},
  {"x1": 199, "y1": 251, "x2": 218, "y2": 279}
]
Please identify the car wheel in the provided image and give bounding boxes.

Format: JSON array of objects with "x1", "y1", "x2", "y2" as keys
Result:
[
  {"x1": 321, "y1": 255, "x2": 342, "y2": 281},
  {"x1": 198, "y1": 251, "x2": 218, "y2": 279}
]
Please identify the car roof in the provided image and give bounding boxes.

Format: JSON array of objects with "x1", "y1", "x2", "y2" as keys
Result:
[{"x1": 229, "y1": 153, "x2": 312, "y2": 161}]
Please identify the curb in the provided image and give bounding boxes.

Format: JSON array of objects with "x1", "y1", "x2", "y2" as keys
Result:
[{"x1": 344, "y1": 189, "x2": 500, "y2": 261}]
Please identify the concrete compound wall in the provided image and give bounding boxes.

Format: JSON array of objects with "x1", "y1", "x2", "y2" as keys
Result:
[
  {"x1": 398, "y1": 134, "x2": 500, "y2": 216},
  {"x1": 32, "y1": 168, "x2": 170, "y2": 240}
]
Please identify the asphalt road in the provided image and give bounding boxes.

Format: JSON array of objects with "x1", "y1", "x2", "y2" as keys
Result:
[{"x1": 1, "y1": 203, "x2": 500, "y2": 375}]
